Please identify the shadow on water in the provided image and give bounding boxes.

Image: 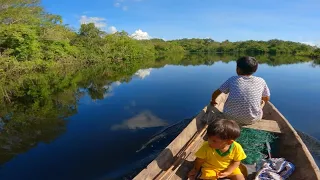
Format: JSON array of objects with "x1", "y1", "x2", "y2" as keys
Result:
[
  {"x1": 118, "y1": 123, "x2": 320, "y2": 180},
  {"x1": 135, "y1": 117, "x2": 194, "y2": 153},
  {"x1": 108, "y1": 117, "x2": 194, "y2": 180},
  {"x1": 297, "y1": 131, "x2": 320, "y2": 166}
]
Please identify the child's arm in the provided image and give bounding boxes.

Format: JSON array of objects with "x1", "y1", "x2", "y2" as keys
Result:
[
  {"x1": 218, "y1": 160, "x2": 241, "y2": 178},
  {"x1": 193, "y1": 158, "x2": 205, "y2": 171},
  {"x1": 211, "y1": 89, "x2": 222, "y2": 105},
  {"x1": 188, "y1": 158, "x2": 205, "y2": 179}
]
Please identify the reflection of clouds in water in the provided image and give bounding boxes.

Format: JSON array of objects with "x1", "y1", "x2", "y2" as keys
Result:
[
  {"x1": 111, "y1": 111, "x2": 167, "y2": 130},
  {"x1": 135, "y1": 68, "x2": 152, "y2": 79},
  {"x1": 103, "y1": 92, "x2": 114, "y2": 98},
  {"x1": 130, "y1": 101, "x2": 136, "y2": 107},
  {"x1": 102, "y1": 81, "x2": 121, "y2": 98},
  {"x1": 103, "y1": 85, "x2": 113, "y2": 98},
  {"x1": 124, "y1": 101, "x2": 136, "y2": 114},
  {"x1": 114, "y1": 81, "x2": 121, "y2": 86}
]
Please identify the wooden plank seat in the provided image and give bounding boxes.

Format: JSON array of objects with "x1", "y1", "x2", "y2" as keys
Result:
[{"x1": 242, "y1": 119, "x2": 282, "y2": 133}]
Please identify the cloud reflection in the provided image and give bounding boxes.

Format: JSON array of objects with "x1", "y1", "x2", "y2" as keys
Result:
[
  {"x1": 102, "y1": 81, "x2": 121, "y2": 99},
  {"x1": 114, "y1": 81, "x2": 121, "y2": 86},
  {"x1": 135, "y1": 68, "x2": 152, "y2": 79},
  {"x1": 111, "y1": 111, "x2": 167, "y2": 130}
]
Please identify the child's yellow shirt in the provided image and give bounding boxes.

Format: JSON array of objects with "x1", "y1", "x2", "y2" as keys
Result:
[{"x1": 195, "y1": 141, "x2": 247, "y2": 179}]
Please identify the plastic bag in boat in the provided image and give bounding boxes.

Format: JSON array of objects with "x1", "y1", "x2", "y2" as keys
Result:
[{"x1": 255, "y1": 158, "x2": 295, "y2": 180}]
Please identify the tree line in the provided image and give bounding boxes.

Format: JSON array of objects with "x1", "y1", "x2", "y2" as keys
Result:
[
  {"x1": 170, "y1": 39, "x2": 320, "y2": 57},
  {"x1": 1, "y1": 1, "x2": 319, "y2": 64},
  {"x1": 1, "y1": 0, "x2": 320, "y2": 105}
]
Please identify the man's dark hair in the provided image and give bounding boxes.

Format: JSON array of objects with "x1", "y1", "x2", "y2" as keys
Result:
[
  {"x1": 207, "y1": 119, "x2": 241, "y2": 140},
  {"x1": 237, "y1": 56, "x2": 258, "y2": 75}
]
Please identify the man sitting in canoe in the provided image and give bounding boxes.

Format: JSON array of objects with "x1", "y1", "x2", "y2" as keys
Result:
[
  {"x1": 188, "y1": 119, "x2": 246, "y2": 180},
  {"x1": 211, "y1": 56, "x2": 270, "y2": 125}
]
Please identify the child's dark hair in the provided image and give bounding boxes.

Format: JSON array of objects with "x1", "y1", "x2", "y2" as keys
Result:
[
  {"x1": 237, "y1": 56, "x2": 258, "y2": 75},
  {"x1": 207, "y1": 119, "x2": 241, "y2": 140}
]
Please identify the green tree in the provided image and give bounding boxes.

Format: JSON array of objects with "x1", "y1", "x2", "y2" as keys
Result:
[
  {"x1": 0, "y1": 24, "x2": 41, "y2": 61},
  {"x1": 0, "y1": 0, "x2": 43, "y2": 25}
]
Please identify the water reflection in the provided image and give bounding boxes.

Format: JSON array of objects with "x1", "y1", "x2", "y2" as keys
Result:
[
  {"x1": 111, "y1": 111, "x2": 168, "y2": 130},
  {"x1": 0, "y1": 91, "x2": 77, "y2": 164},
  {"x1": 102, "y1": 82, "x2": 122, "y2": 99},
  {"x1": 312, "y1": 60, "x2": 320, "y2": 67},
  {"x1": 134, "y1": 68, "x2": 153, "y2": 79},
  {"x1": 114, "y1": 81, "x2": 122, "y2": 86},
  {"x1": 0, "y1": 54, "x2": 319, "y2": 179}
]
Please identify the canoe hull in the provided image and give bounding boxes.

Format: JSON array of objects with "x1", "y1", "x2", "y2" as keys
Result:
[
  {"x1": 134, "y1": 95, "x2": 320, "y2": 179},
  {"x1": 263, "y1": 102, "x2": 320, "y2": 180}
]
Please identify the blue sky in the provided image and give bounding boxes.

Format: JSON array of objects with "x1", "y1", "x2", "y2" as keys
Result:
[{"x1": 42, "y1": 0, "x2": 320, "y2": 44}]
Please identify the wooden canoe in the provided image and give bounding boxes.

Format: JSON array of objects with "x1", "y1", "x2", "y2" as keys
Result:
[{"x1": 134, "y1": 94, "x2": 320, "y2": 180}]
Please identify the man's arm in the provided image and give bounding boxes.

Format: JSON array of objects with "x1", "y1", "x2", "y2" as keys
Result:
[
  {"x1": 218, "y1": 161, "x2": 241, "y2": 178},
  {"x1": 211, "y1": 89, "x2": 222, "y2": 105},
  {"x1": 262, "y1": 96, "x2": 270, "y2": 102},
  {"x1": 262, "y1": 80, "x2": 270, "y2": 103},
  {"x1": 211, "y1": 77, "x2": 231, "y2": 106}
]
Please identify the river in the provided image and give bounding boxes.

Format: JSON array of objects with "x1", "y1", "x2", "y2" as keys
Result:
[{"x1": 0, "y1": 54, "x2": 319, "y2": 179}]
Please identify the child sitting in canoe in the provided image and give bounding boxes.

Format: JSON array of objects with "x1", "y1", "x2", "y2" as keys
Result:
[
  {"x1": 211, "y1": 56, "x2": 270, "y2": 125},
  {"x1": 188, "y1": 119, "x2": 246, "y2": 180}
]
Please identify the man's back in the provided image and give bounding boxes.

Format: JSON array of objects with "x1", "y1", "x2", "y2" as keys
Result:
[{"x1": 219, "y1": 75, "x2": 270, "y2": 124}]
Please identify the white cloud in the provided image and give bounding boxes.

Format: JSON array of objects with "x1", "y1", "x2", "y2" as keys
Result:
[
  {"x1": 114, "y1": 0, "x2": 128, "y2": 11},
  {"x1": 135, "y1": 68, "x2": 152, "y2": 79},
  {"x1": 114, "y1": 0, "x2": 141, "y2": 11},
  {"x1": 79, "y1": 15, "x2": 119, "y2": 34},
  {"x1": 109, "y1": 26, "x2": 118, "y2": 34},
  {"x1": 301, "y1": 41, "x2": 320, "y2": 47},
  {"x1": 131, "y1": 29, "x2": 151, "y2": 40},
  {"x1": 79, "y1": 15, "x2": 107, "y2": 28}
]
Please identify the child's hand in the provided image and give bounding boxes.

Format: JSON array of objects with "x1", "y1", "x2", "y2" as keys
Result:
[
  {"x1": 218, "y1": 170, "x2": 232, "y2": 178},
  {"x1": 188, "y1": 168, "x2": 197, "y2": 180}
]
